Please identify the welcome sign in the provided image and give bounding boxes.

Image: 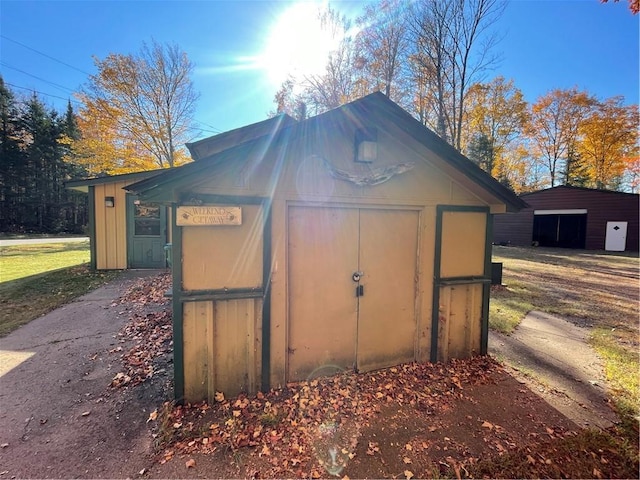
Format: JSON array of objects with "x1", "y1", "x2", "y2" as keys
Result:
[{"x1": 176, "y1": 206, "x2": 242, "y2": 226}]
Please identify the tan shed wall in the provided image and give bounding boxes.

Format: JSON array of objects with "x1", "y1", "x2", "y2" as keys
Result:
[
  {"x1": 440, "y1": 211, "x2": 486, "y2": 278},
  {"x1": 435, "y1": 210, "x2": 488, "y2": 363},
  {"x1": 94, "y1": 181, "x2": 128, "y2": 269},
  {"x1": 438, "y1": 283, "x2": 483, "y2": 361},
  {"x1": 182, "y1": 204, "x2": 263, "y2": 291},
  {"x1": 183, "y1": 299, "x2": 262, "y2": 401},
  {"x1": 178, "y1": 123, "x2": 492, "y2": 400}
]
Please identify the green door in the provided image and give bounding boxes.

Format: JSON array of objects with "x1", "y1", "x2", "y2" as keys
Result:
[{"x1": 127, "y1": 195, "x2": 167, "y2": 268}]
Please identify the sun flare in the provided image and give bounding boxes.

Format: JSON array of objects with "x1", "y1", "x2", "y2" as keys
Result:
[{"x1": 261, "y1": 1, "x2": 342, "y2": 86}]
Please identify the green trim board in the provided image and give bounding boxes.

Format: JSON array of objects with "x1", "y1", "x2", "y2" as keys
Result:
[
  {"x1": 170, "y1": 205, "x2": 185, "y2": 402},
  {"x1": 88, "y1": 186, "x2": 97, "y2": 271},
  {"x1": 181, "y1": 288, "x2": 264, "y2": 301},
  {"x1": 481, "y1": 213, "x2": 494, "y2": 355},
  {"x1": 180, "y1": 193, "x2": 267, "y2": 205},
  {"x1": 431, "y1": 205, "x2": 491, "y2": 363},
  {"x1": 261, "y1": 199, "x2": 272, "y2": 392}
]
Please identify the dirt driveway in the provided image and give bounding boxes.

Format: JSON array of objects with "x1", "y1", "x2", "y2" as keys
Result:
[{"x1": 0, "y1": 271, "x2": 630, "y2": 478}]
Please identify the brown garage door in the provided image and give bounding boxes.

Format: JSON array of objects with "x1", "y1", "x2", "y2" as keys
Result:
[{"x1": 287, "y1": 206, "x2": 419, "y2": 381}]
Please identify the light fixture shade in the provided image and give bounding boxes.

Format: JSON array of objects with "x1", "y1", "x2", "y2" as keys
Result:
[
  {"x1": 104, "y1": 196, "x2": 115, "y2": 207},
  {"x1": 355, "y1": 127, "x2": 378, "y2": 163}
]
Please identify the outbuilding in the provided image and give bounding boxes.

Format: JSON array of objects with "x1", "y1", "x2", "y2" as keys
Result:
[
  {"x1": 66, "y1": 170, "x2": 170, "y2": 269},
  {"x1": 126, "y1": 92, "x2": 526, "y2": 403},
  {"x1": 493, "y1": 186, "x2": 639, "y2": 251}
]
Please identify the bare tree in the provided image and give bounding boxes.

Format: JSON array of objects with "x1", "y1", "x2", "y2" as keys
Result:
[
  {"x1": 83, "y1": 40, "x2": 199, "y2": 168},
  {"x1": 354, "y1": 0, "x2": 410, "y2": 103},
  {"x1": 408, "y1": 0, "x2": 505, "y2": 150}
]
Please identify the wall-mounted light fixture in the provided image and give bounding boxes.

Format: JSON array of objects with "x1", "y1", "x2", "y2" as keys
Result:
[
  {"x1": 104, "y1": 196, "x2": 115, "y2": 208},
  {"x1": 355, "y1": 127, "x2": 378, "y2": 163}
]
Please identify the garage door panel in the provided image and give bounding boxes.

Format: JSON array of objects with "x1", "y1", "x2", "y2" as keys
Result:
[
  {"x1": 357, "y1": 210, "x2": 418, "y2": 371},
  {"x1": 287, "y1": 207, "x2": 359, "y2": 381}
]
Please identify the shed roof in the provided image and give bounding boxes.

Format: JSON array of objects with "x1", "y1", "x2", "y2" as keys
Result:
[
  {"x1": 127, "y1": 92, "x2": 527, "y2": 212},
  {"x1": 186, "y1": 114, "x2": 297, "y2": 160},
  {"x1": 65, "y1": 169, "x2": 165, "y2": 193},
  {"x1": 521, "y1": 185, "x2": 639, "y2": 198}
]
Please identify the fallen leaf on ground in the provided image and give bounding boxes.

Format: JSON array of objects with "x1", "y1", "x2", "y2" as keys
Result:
[
  {"x1": 147, "y1": 409, "x2": 158, "y2": 422},
  {"x1": 81, "y1": 411, "x2": 91, "y2": 417},
  {"x1": 404, "y1": 470, "x2": 414, "y2": 479},
  {"x1": 185, "y1": 458, "x2": 196, "y2": 468}
]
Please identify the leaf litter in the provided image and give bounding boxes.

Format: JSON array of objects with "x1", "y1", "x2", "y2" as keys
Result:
[
  {"x1": 110, "y1": 272, "x2": 638, "y2": 479},
  {"x1": 109, "y1": 272, "x2": 172, "y2": 389}
]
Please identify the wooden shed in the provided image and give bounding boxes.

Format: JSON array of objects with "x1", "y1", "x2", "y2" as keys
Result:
[
  {"x1": 493, "y1": 186, "x2": 639, "y2": 251},
  {"x1": 126, "y1": 92, "x2": 526, "y2": 403},
  {"x1": 66, "y1": 170, "x2": 170, "y2": 269}
]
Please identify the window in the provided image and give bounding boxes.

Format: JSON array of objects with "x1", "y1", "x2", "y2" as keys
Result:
[{"x1": 134, "y1": 203, "x2": 161, "y2": 236}]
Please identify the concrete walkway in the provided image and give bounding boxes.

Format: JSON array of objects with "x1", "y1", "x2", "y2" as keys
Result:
[
  {"x1": 0, "y1": 270, "x2": 163, "y2": 478},
  {"x1": 489, "y1": 310, "x2": 619, "y2": 429}
]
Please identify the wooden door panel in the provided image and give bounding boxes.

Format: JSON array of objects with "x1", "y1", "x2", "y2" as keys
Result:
[
  {"x1": 287, "y1": 206, "x2": 359, "y2": 381},
  {"x1": 438, "y1": 284, "x2": 483, "y2": 362},
  {"x1": 435, "y1": 208, "x2": 489, "y2": 362},
  {"x1": 357, "y1": 209, "x2": 418, "y2": 371},
  {"x1": 440, "y1": 211, "x2": 486, "y2": 278}
]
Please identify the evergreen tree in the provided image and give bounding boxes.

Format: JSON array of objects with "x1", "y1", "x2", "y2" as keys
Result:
[{"x1": 0, "y1": 77, "x2": 88, "y2": 233}]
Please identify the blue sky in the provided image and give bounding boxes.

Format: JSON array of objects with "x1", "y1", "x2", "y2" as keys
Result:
[{"x1": 1, "y1": 0, "x2": 638, "y2": 143}]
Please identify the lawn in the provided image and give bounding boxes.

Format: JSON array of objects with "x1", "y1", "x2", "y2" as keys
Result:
[
  {"x1": 0, "y1": 242, "x2": 119, "y2": 336},
  {"x1": 490, "y1": 245, "x2": 640, "y2": 417},
  {"x1": 0, "y1": 241, "x2": 91, "y2": 282}
]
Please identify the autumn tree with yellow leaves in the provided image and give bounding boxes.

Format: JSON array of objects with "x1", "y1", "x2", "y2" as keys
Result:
[
  {"x1": 70, "y1": 41, "x2": 198, "y2": 175},
  {"x1": 525, "y1": 88, "x2": 594, "y2": 187},
  {"x1": 577, "y1": 97, "x2": 638, "y2": 189},
  {"x1": 463, "y1": 76, "x2": 528, "y2": 189}
]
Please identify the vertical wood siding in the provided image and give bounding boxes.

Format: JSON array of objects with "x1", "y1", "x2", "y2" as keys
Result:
[
  {"x1": 183, "y1": 298, "x2": 262, "y2": 402},
  {"x1": 94, "y1": 182, "x2": 128, "y2": 269},
  {"x1": 438, "y1": 284, "x2": 483, "y2": 361}
]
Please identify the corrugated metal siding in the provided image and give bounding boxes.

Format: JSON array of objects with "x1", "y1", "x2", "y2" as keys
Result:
[
  {"x1": 493, "y1": 209, "x2": 534, "y2": 246},
  {"x1": 493, "y1": 187, "x2": 639, "y2": 251}
]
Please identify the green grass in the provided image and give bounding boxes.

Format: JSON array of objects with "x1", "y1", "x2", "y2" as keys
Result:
[
  {"x1": 0, "y1": 241, "x2": 91, "y2": 282},
  {"x1": 591, "y1": 328, "x2": 640, "y2": 415},
  {"x1": 489, "y1": 281, "x2": 536, "y2": 333},
  {"x1": 0, "y1": 241, "x2": 120, "y2": 336},
  {"x1": 0, "y1": 265, "x2": 120, "y2": 336}
]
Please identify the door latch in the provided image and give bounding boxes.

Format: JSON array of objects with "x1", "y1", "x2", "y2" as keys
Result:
[{"x1": 355, "y1": 285, "x2": 364, "y2": 297}]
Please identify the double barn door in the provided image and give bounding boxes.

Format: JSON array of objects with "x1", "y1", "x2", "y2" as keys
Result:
[{"x1": 287, "y1": 206, "x2": 419, "y2": 381}]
